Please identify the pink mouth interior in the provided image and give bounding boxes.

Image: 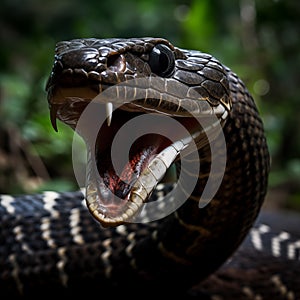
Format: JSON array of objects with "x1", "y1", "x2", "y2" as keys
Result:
[{"x1": 93, "y1": 109, "x2": 173, "y2": 217}]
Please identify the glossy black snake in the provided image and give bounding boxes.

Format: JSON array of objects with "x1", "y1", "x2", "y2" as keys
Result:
[{"x1": 1, "y1": 37, "x2": 299, "y2": 299}]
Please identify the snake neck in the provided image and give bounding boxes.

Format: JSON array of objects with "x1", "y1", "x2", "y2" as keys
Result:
[{"x1": 127, "y1": 70, "x2": 270, "y2": 287}]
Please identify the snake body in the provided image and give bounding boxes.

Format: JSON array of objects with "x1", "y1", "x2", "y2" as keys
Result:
[{"x1": 0, "y1": 37, "x2": 299, "y2": 298}]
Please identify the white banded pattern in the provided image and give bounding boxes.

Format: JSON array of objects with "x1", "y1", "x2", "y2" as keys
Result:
[{"x1": 250, "y1": 223, "x2": 300, "y2": 260}]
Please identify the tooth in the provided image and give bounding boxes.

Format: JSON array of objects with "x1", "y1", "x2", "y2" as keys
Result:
[
  {"x1": 106, "y1": 102, "x2": 113, "y2": 126},
  {"x1": 50, "y1": 104, "x2": 59, "y2": 132}
]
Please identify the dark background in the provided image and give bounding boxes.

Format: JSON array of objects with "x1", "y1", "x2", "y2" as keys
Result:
[{"x1": 0, "y1": 0, "x2": 299, "y2": 213}]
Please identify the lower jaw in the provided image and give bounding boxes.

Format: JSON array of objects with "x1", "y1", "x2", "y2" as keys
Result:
[{"x1": 84, "y1": 133, "x2": 197, "y2": 227}]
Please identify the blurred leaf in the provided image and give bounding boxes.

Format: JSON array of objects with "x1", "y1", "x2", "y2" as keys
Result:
[{"x1": 181, "y1": 0, "x2": 216, "y2": 51}]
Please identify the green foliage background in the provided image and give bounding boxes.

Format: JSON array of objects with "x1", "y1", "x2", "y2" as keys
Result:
[{"x1": 0, "y1": 0, "x2": 299, "y2": 210}]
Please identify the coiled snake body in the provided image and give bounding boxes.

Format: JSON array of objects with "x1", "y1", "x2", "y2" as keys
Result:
[{"x1": 0, "y1": 38, "x2": 299, "y2": 299}]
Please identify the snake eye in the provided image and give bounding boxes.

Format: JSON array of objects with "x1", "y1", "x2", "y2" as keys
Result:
[{"x1": 149, "y1": 44, "x2": 175, "y2": 77}]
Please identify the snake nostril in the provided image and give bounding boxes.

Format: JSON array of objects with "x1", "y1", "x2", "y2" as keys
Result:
[{"x1": 107, "y1": 54, "x2": 126, "y2": 72}]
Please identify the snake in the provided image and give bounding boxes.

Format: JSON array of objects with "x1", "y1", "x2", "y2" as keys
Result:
[{"x1": 1, "y1": 37, "x2": 299, "y2": 299}]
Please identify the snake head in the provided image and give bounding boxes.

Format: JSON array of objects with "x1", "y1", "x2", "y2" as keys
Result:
[{"x1": 45, "y1": 37, "x2": 232, "y2": 227}]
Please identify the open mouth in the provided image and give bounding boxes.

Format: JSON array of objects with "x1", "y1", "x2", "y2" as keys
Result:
[
  {"x1": 48, "y1": 86, "x2": 208, "y2": 227},
  {"x1": 47, "y1": 74, "x2": 228, "y2": 227},
  {"x1": 86, "y1": 107, "x2": 180, "y2": 226}
]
